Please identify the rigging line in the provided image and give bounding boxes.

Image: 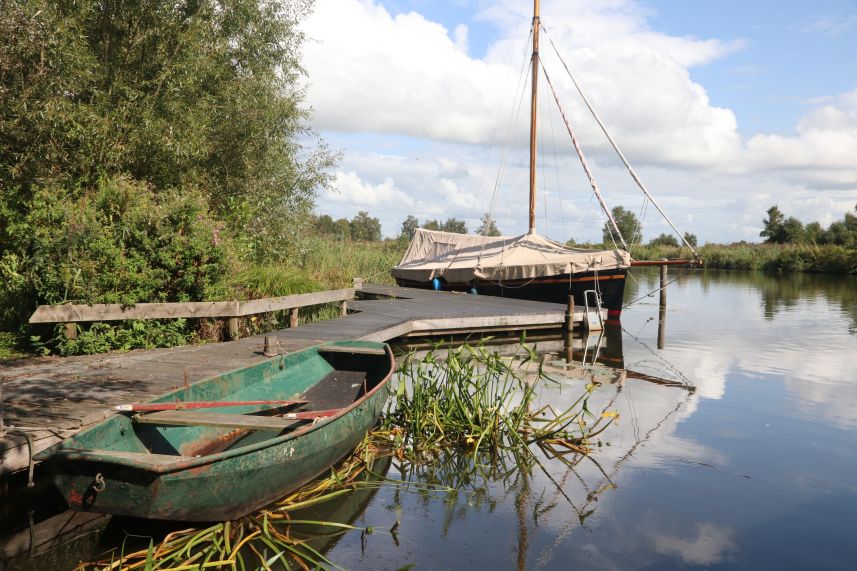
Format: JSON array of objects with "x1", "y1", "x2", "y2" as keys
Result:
[
  {"x1": 541, "y1": 26, "x2": 700, "y2": 258},
  {"x1": 539, "y1": 58, "x2": 628, "y2": 250},
  {"x1": 488, "y1": 27, "x2": 534, "y2": 221},
  {"x1": 623, "y1": 275, "x2": 682, "y2": 308},
  {"x1": 546, "y1": 76, "x2": 566, "y2": 237}
]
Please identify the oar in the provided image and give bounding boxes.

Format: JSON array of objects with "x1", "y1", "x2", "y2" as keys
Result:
[{"x1": 114, "y1": 400, "x2": 308, "y2": 412}]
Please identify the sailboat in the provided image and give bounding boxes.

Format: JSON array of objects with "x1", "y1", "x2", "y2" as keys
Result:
[{"x1": 392, "y1": 1, "x2": 700, "y2": 318}]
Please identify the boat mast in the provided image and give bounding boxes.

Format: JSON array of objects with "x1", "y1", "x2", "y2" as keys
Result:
[{"x1": 528, "y1": 0, "x2": 540, "y2": 235}]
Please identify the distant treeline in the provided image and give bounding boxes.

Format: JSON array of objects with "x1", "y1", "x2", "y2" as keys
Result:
[
  {"x1": 312, "y1": 212, "x2": 501, "y2": 241},
  {"x1": 759, "y1": 205, "x2": 857, "y2": 247}
]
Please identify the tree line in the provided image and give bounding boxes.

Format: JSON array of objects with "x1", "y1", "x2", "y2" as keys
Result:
[
  {"x1": 313, "y1": 212, "x2": 502, "y2": 241},
  {"x1": 760, "y1": 205, "x2": 857, "y2": 247}
]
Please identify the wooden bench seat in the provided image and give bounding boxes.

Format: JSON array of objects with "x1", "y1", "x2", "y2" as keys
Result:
[{"x1": 133, "y1": 410, "x2": 304, "y2": 431}]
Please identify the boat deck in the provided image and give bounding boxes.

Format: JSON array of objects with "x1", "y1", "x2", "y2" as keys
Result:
[{"x1": 1, "y1": 284, "x2": 596, "y2": 476}]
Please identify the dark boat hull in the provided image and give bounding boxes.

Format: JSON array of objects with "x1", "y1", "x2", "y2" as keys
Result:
[
  {"x1": 396, "y1": 268, "x2": 628, "y2": 317},
  {"x1": 36, "y1": 341, "x2": 394, "y2": 522}
]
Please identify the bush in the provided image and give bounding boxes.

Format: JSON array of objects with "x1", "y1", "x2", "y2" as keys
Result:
[{"x1": 12, "y1": 176, "x2": 232, "y2": 353}]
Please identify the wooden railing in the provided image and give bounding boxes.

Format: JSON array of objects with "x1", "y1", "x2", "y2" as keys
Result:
[{"x1": 28, "y1": 288, "x2": 355, "y2": 340}]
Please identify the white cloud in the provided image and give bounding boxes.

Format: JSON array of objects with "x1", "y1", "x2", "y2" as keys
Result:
[
  {"x1": 303, "y1": 0, "x2": 857, "y2": 242},
  {"x1": 651, "y1": 522, "x2": 737, "y2": 565}
]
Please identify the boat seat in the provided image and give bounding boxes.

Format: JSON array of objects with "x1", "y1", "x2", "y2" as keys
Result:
[
  {"x1": 133, "y1": 410, "x2": 308, "y2": 431},
  {"x1": 319, "y1": 344, "x2": 387, "y2": 356}
]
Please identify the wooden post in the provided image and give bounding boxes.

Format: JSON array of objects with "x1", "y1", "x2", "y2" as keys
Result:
[
  {"x1": 340, "y1": 301, "x2": 348, "y2": 317},
  {"x1": 658, "y1": 261, "x2": 667, "y2": 349},
  {"x1": 352, "y1": 277, "x2": 363, "y2": 290},
  {"x1": 64, "y1": 322, "x2": 78, "y2": 340},
  {"x1": 289, "y1": 308, "x2": 299, "y2": 328},
  {"x1": 564, "y1": 295, "x2": 574, "y2": 330},
  {"x1": 227, "y1": 317, "x2": 239, "y2": 340}
]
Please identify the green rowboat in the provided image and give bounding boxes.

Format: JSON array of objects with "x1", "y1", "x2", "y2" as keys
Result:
[{"x1": 34, "y1": 340, "x2": 394, "y2": 521}]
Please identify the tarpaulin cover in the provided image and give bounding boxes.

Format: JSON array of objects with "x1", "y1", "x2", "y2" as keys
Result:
[{"x1": 391, "y1": 229, "x2": 631, "y2": 283}]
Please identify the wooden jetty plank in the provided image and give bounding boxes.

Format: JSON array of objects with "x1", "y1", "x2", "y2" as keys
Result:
[{"x1": 2, "y1": 283, "x2": 588, "y2": 476}]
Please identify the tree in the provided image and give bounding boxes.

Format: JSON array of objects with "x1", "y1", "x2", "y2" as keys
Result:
[
  {"x1": 422, "y1": 218, "x2": 467, "y2": 234},
  {"x1": 0, "y1": 0, "x2": 335, "y2": 263},
  {"x1": 781, "y1": 217, "x2": 805, "y2": 244},
  {"x1": 400, "y1": 215, "x2": 419, "y2": 240},
  {"x1": 477, "y1": 214, "x2": 501, "y2": 237},
  {"x1": 760, "y1": 206, "x2": 787, "y2": 243},
  {"x1": 602, "y1": 206, "x2": 642, "y2": 246},
  {"x1": 649, "y1": 233, "x2": 679, "y2": 247},
  {"x1": 350, "y1": 211, "x2": 381, "y2": 241},
  {"x1": 683, "y1": 232, "x2": 698, "y2": 248},
  {"x1": 804, "y1": 222, "x2": 823, "y2": 244},
  {"x1": 442, "y1": 218, "x2": 468, "y2": 234}
]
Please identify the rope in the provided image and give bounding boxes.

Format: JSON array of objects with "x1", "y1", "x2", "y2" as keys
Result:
[
  {"x1": 539, "y1": 60, "x2": 628, "y2": 250},
  {"x1": 541, "y1": 26, "x2": 700, "y2": 258},
  {"x1": 622, "y1": 275, "x2": 682, "y2": 309}
]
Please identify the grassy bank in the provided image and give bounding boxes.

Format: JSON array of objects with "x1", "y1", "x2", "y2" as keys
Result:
[{"x1": 630, "y1": 242, "x2": 857, "y2": 273}]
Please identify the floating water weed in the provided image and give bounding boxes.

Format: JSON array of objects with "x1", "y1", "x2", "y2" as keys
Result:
[{"x1": 384, "y1": 342, "x2": 612, "y2": 460}]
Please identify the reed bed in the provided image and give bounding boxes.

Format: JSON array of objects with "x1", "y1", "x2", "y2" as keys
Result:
[{"x1": 80, "y1": 342, "x2": 612, "y2": 570}]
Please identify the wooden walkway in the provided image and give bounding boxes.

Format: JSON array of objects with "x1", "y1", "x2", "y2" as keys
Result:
[{"x1": 0, "y1": 284, "x2": 593, "y2": 476}]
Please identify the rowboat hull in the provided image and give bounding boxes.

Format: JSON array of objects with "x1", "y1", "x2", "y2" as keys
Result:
[
  {"x1": 396, "y1": 267, "x2": 627, "y2": 317},
  {"x1": 36, "y1": 341, "x2": 394, "y2": 521}
]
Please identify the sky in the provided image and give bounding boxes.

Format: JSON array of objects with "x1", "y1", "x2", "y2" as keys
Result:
[{"x1": 300, "y1": 0, "x2": 857, "y2": 244}]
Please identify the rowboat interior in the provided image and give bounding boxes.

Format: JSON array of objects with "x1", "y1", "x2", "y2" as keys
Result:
[{"x1": 52, "y1": 343, "x2": 392, "y2": 465}]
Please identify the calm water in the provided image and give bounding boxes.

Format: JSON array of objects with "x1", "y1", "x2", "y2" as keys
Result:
[
  {"x1": 325, "y1": 269, "x2": 857, "y2": 570},
  {"x1": 2, "y1": 269, "x2": 856, "y2": 570}
]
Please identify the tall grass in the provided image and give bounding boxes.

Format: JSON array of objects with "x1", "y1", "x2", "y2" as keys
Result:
[{"x1": 630, "y1": 243, "x2": 856, "y2": 274}]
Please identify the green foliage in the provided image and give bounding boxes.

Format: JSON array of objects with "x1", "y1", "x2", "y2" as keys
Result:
[
  {"x1": 56, "y1": 320, "x2": 189, "y2": 356},
  {"x1": 683, "y1": 232, "x2": 698, "y2": 248},
  {"x1": 630, "y1": 242, "x2": 857, "y2": 274},
  {"x1": 602, "y1": 205, "x2": 642, "y2": 246},
  {"x1": 760, "y1": 204, "x2": 856, "y2": 247},
  {"x1": 476, "y1": 213, "x2": 501, "y2": 237},
  {"x1": 232, "y1": 265, "x2": 321, "y2": 299},
  {"x1": 21, "y1": 177, "x2": 229, "y2": 306},
  {"x1": 350, "y1": 211, "x2": 382, "y2": 241},
  {"x1": 400, "y1": 215, "x2": 419, "y2": 240},
  {"x1": 424, "y1": 218, "x2": 467, "y2": 234},
  {"x1": 649, "y1": 233, "x2": 679, "y2": 247}
]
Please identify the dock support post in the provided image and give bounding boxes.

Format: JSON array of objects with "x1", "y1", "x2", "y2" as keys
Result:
[
  {"x1": 340, "y1": 301, "x2": 348, "y2": 317},
  {"x1": 227, "y1": 317, "x2": 239, "y2": 340},
  {"x1": 64, "y1": 323, "x2": 77, "y2": 340},
  {"x1": 565, "y1": 295, "x2": 574, "y2": 330},
  {"x1": 289, "y1": 308, "x2": 299, "y2": 328},
  {"x1": 352, "y1": 277, "x2": 363, "y2": 290},
  {"x1": 658, "y1": 262, "x2": 667, "y2": 349}
]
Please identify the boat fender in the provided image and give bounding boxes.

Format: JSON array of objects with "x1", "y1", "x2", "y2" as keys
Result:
[{"x1": 432, "y1": 277, "x2": 441, "y2": 291}]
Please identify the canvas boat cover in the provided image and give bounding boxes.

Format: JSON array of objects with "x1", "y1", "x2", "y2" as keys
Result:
[{"x1": 391, "y1": 228, "x2": 631, "y2": 284}]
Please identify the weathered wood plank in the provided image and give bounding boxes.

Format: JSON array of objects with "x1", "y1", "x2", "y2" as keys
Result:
[
  {"x1": 133, "y1": 410, "x2": 300, "y2": 430},
  {"x1": 239, "y1": 289, "x2": 354, "y2": 315},
  {"x1": 28, "y1": 289, "x2": 355, "y2": 324}
]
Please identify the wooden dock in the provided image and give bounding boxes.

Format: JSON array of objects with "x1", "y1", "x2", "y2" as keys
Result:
[{"x1": 1, "y1": 284, "x2": 599, "y2": 476}]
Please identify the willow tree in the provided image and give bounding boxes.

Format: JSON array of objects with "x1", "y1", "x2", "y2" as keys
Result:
[{"x1": 0, "y1": 0, "x2": 334, "y2": 261}]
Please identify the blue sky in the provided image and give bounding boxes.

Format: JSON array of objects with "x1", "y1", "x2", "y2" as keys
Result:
[{"x1": 302, "y1": 0, "x2": 857, "y2": 243}]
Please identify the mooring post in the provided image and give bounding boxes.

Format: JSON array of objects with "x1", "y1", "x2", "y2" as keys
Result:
[
  {"x1": 565, "y1": 295, "x2": 575, "y2": 330},
  {"x1": 289, "y1": 308, "x2": 299, "y2": 328},
  {"x1": 64, "y1": 322, "x2": 77, "y2": 340},
  {"x1": 227, "y1": 317, "x2": 240, "y2": 340},
  {"x1": 352, "y1": 277, "x2": 363, "y2": 290},
  {"x1": 340, "y1": 301, "x2": 348, "y2": 317},
  {"x1": 659, "y1": 261, "x2": 668, "y2": 309},
  {"x1": 658, "y1": 261, "x2": 668, "y2": 349}
]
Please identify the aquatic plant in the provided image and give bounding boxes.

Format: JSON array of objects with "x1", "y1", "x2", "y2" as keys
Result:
[
  {"x1": 79, "y1": 342, "x2": 614, "y2": 570},
  {"x1": 384, "y1": 342, "x2": 615, "y2": 460}
]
